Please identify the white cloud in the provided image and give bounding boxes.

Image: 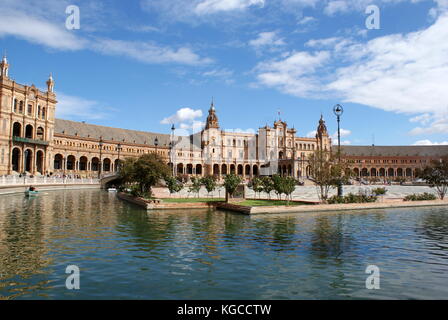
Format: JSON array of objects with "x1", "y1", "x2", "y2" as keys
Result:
[
  {"x1": 0, "y1": 10, "x2": 86, "y2": 50},
  {"x1": 255, "y1": 50, "x2": 330, "y2": 97},
  {"x1": 249, "y1": 31, "x2": 285, "y2": 48},
  {"x1": 297, "y1": 16, "x2": 316, "y2": 25},
  {"x1": 161, "y1": 108, "x2": 203, "y2": 124},
  {"x1": 305, "y1": 37, "x2": 353, "y2": 52},
  {"x1": 93, "y1": 39, "x2": 213, "y2": 66},
  {"x1": 126, "y1": 25, "x2": 161, "y2": 33},
  {"x1": 324, "y1": 0, "x2": 349, "y2": 16},
  {"x1": 255, "y1": 14, "x2": 448, "y2": 134},
  {"x1": 195, "y1": 0, "x2": 265, "y2": 14},
  {"x1": 56, "y1": 93, "x2": 109, "y2": 120},
  {"x1": 202, "y1": 68, "x2": 234, "y2": 80},
  {"x1": 413, "y1": 139, "x2": 448, "y2": 145},
  {"x1": 0, "y1": 1, "x2": 212, "y2": 66},
  {"x1": 322, "y1": 0, "x2": 439, "y2": 17},
  {"x1": 306, "y1": 130, "x2": 317, "y2": 138},
  {"x1": 332, "y1": 128, "x2": 352, "y2": 139},
  {"x1": 409, "y1": 115, "x2": 448, "y2": 135},
  {"x1": 331, "y1": 128, "x2": 352, "y2": 145}
]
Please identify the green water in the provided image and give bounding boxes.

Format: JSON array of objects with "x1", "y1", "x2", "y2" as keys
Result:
[{"x1": 0, "y1": 189, "x2": 447, "y2": 299}]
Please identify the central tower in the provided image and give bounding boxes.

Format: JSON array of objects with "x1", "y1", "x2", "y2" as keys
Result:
[{"x1": 205, "y1": 99, "x2": 220, "y2": 130}]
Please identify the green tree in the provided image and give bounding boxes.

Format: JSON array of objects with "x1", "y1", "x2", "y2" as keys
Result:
[
  {"x1": 283, "y1": 176, "x2": 297, "y2": 205},
  {"x1": 189, "y1": 176, "x2": 202, "y2": 198},
  {"x1": 165, "y1": 176, "x2": 183, "y2": 196},
  {"x1": 119, "y1": 153, "x2": 171, "y2": 198},
  {"x1": 308, "y1": 150, "x2": 351, "y2": 203},
  {"x1": 272, "y1": 174, "x2": 285, "y2": 200},
  {"x1": 223, "y1": 174, "x2": 243, "y2": 200},
  {"x1": 201, "y1": 175, "x2": 217, "y2": 198},
  {"x1": 261, "y1": 176, "x2": 274, "y2": 199},
  {"x1": 419, "y1": 159, "x2": 448, "y2": 200},
  {"x1": 249, "y1": 177, "x2": 264, "y2": 199}
]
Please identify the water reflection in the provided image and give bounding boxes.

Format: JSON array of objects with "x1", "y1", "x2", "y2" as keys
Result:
[{"x1": 0, "y1": 190, "x2": 447, "y2": 299}]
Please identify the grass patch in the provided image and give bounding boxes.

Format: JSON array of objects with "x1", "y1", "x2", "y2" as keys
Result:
[
  {"x1": 161, "y1": 198, "x2": 225, "y2": 203},
  {"x1": 237, "y1": 200, "x2": 310, "y2": 207}
]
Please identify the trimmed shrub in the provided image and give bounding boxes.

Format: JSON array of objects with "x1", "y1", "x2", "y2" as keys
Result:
[
  {"x1": 327, "y1": 192, "x2": 377, "y2": 204},
  {"x1": 372, "y1": 187, "x2": 387, "y2": 196},
  {"x1": 404, "y1": 193, "x2": 437, "y2": 201}
]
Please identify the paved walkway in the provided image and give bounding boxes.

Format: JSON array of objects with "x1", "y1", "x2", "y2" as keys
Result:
[
  {"x1": 219, "y1": 199, "x2": 448, "y2": 215},
  {"x1": 155, "y1": 185, "x2": 438, "y2": 202}
]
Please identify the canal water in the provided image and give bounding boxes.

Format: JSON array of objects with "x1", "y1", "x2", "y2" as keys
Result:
[{"x1": 0, "y1": 189, "x2": 447, "y2": 300}]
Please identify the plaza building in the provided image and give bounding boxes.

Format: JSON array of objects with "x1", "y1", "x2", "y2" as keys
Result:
[
  {"x1": 0, "y1": 56, "x2": 447, "y2": 181},
  {"x1": 341, "y1": 145, "x2": 448, "y2": 182}
]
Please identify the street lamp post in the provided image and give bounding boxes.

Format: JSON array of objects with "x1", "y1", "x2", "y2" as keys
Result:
[
  {"x1": 333, "y1": 104, "x2": 344, "y2": 197},
  {"x1": 117, "y1": 143, "x2": 122, "y2": 172},
  {"x1": 98, "y1": 138, "x2": 103, "y2": 179},
  {"x1": 154, "y1": 137, "x2": 159, "y2": 155},
  {"x1": 170, "y1": 124, "x2": 175, "y2": 176}
]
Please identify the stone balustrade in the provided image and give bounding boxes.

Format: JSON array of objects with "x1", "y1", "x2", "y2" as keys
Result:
[{"x1": 0, "y1": 175, "x2": 99, "y2": 186}]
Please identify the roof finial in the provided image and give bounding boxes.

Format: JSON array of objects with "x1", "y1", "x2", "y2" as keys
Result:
[
  {"x1": 46, "y1": 72, "x2": 55, "y2": 92},
  {"x1": 2, "y1": 50, "x2": 7, "y2": 63},
  {"x1": 210, "y1": 96, "x2": 215, "y2": 111}
]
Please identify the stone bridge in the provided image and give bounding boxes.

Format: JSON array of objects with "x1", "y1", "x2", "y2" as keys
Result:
[{"x1": 100, "y1": 173, "x2": 121, "y2": 188}]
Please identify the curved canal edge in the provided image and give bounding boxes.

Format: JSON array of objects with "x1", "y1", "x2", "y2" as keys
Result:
[
  {"x1": 0, "y1": 183, "x2": 100, "y2": 195},
  {"x1": 220, "y1": 199, "x2": 448, "y2": 215},
  {"x1": 116, "y1": 192, "x2": 448, "y2": 215}
]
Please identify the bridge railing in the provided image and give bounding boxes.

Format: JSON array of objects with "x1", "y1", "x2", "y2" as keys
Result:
[{"x1": 0, "y1": 175, "x2": 100, "y2": 186}]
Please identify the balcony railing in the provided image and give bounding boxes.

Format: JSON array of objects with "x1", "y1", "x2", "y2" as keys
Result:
[{"x1": 13, "y1": 136, "x2": 49, "y2": 146}]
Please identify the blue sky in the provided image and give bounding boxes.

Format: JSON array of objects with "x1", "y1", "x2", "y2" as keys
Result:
[{"x1": 1, "y1": 0, "x2": 448, "y2": 146}]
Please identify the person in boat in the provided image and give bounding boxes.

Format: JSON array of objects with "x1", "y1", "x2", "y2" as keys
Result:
[{"x1": 28, "y1": 186, "x2": 36, "y2": 192}]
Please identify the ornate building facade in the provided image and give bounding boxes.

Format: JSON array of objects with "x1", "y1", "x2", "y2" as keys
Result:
[
  {"x1": 341, "y1": 145, "x2": 448, "y2": 181},
  {"x1": 0, "y1": 57, "x2": 446, "y2": 181}
]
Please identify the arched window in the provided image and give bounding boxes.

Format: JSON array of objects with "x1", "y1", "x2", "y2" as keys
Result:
[
  {"x1": 213, "y1": 164, "x2": 220, "y2": 176},
  {"x1": 25, "y1": 124, "x2": 33, "y2": 139},
  {"x1": 37, "y1": 127, "x2": 44, "y2": 140},
  {"x1": 79, "y1": 157, "x2": 88, "y2": 171},
  {"x1": 12, "y1": 148, "x2": 21, "y2": 172},
  {"x1": 13, "y1": 99, "x2": 18, "y2": 113},
  {"x1": 67, "y1": 155, "x2": 76, "y2": 170},
  {"x1": 42, "y1": 107, "x2": 46, "y2": 119},
  {"x1": 54, "y1": 154, "x2": 63, "y2": 170},
  {"x1": 19, "y1": 101, "x2": 23, "y2": 113},
  {"x1": 13, "y1": 122, "x2": 21, "y2": 137},
  {"x1": 103, "y1": 158, "x2": 111, "y2": 172}
]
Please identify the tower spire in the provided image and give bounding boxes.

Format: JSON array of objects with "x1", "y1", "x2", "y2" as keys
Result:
[
  {"x1": 0, "y1": 50, "x2": 9, "y2": 78},
  {"x1": 210, "y1": 97, "x2": 215, "y2": 111},
  {"x1": 205, "y1": 98, "x2": 219, "y2": 130},
  {"x1": 46, "y1": 73, "x2": 55, "y2": 92}
]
